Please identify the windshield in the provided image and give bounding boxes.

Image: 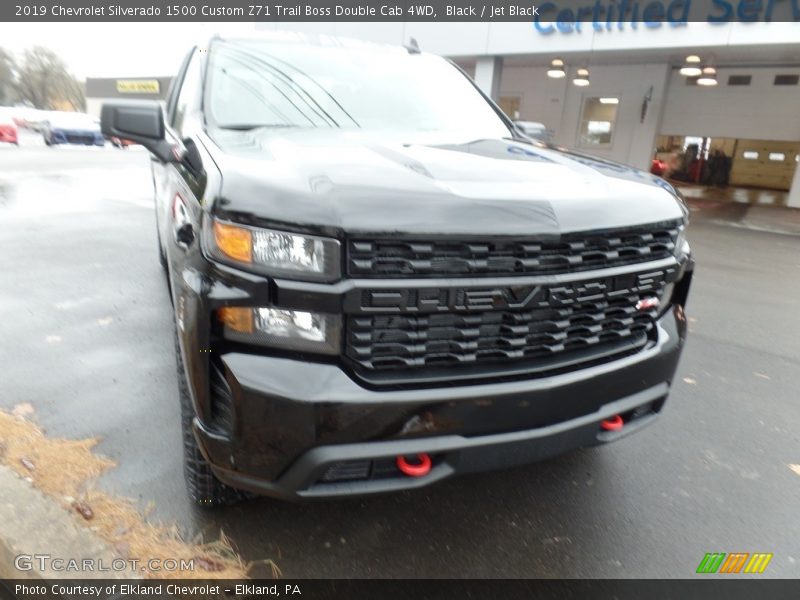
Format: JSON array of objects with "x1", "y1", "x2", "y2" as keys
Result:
[{"x1": 206, "y1": 39, "x2": 511, "y2": 140}]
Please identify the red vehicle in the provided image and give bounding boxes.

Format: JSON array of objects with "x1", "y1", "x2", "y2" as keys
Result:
[
  {"x1": 0, "y1": 113, "x2": 19, "y2": 145},
  {"x1": 110, "y1": 136, "x2": 137, "y2": 149},
  {"x1": 650, "y1": 158, "x2": 667, "y2": 177}
]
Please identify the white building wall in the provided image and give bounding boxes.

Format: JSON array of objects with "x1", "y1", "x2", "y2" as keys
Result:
[
  {"x1": 497, "y1": 66, "x2": 567, "y2": 136},
  {"x1": 660, "y1": 67, "x2": 800, "y2": 141},
  {"x1": 558, "y1": 63, "x2": 672, "y2": 171},
  {"x1": 500, "y1": 63, "x2": 671, "y2": 171},
  {"x1": 474, "y1": 56, "x2": 503, "y2": 98},
  {"x1": 789, "y1": 159, "x2": 800, "y2": 208},
  {"x1": 85, "y1": 98, "x2": 103, "y2": 119}
]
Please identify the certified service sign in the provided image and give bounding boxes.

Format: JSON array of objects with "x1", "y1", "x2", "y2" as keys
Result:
[{"x1": 116, "y1": 80, "x2": 160, "y2": 94}]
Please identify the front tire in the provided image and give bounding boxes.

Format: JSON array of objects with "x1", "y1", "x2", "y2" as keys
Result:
[{"x1": 175, "y1": 334, "x2": 245, "y2": 508}]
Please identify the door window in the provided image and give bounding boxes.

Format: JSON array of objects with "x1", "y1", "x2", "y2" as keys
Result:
[{"x1": 578, "y1": 96, "x2": 619, "y2": 147}]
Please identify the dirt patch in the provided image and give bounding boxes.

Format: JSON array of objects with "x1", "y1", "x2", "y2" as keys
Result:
[{"x1": 0, "y1": 407, "x2": 275, "y2": 579}]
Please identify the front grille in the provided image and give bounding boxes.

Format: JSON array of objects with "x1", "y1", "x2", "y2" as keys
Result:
[
  {"x1": 346, "y1": 291, "x2": 658, "y2": 376},
  {"x1": 65, "y1": 133, "x2": 95, "y2": 144},
  {"x1": 347, "y1": 222, "x2": 681, "y2": 278}
]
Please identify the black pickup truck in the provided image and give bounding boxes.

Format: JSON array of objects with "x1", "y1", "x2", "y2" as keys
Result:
[{"x1": 101, "y1": 34, "x2": 693, "y2": 506}]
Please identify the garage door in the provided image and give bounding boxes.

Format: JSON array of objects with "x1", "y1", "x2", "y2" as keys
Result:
[{"x1": 730, "y1": 140, "x2": 800, "y2": 191}]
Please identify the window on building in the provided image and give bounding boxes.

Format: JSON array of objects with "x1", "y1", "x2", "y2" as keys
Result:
[
  {"x1": 774, "y1": 74, "x2": 799, "y2": 86},
  {"x1": 498, "y1": 96, "x2": 521, "y2": 120},
  {"x1": 768, "y1": 152, "x2": 786, "y2": 162},
  {"x1": 578, "y1": 96, "x2": 619, "y2": 147},
  {"x1": 727, "y1": 75, "x2": 752, "y2": 86},
  {"x1": 742, "y1": 151, "x2": 759, "y2": 160}
]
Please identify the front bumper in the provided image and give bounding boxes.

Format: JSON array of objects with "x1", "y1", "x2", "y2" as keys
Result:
[{"x1": 193, "y1": 305, "x2": 687, "y2": 500}]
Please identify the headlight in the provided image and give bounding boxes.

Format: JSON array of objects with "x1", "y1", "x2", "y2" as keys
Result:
[
  {"x1": 207, "y1": 218, "x2": 341, "y2": 282},
  {"x1": 658, "y1": 282, "x2": 675, "y2": 313},
  {"x1": 218, "y1": 307, "x2": 341, "y2": 355},
  {"x1": 659, "y1": 224, "x2": 690, "y2": 315},
  {"x1": 674, "y1": 225, "x2": 690, "y2": 257}
]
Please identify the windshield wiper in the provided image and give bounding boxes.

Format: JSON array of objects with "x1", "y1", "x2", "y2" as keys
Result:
[{"x1": 217, "y1": 124, "x2": 301, "y2": 131}]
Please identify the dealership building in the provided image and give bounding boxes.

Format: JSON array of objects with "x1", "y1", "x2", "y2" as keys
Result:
[
  {"x1": 255, "y1": 15, "x2": 800, "y2": 207},
  {"x1": 82, "y1": 14, "x2": 800, "y2": 208}
]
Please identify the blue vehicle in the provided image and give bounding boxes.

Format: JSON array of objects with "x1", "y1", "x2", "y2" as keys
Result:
[{"x1": 42, "y1": 112, "x2": 105, "y2": 147}]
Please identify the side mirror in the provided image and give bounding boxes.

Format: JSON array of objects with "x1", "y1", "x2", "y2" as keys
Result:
[{"x1": 101, "y1": 101, "x2": 173, "y2": 162}]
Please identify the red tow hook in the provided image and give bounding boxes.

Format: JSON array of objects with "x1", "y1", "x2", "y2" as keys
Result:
[
  {"x1": 600, "y1": 414, "x2": 624, "y2": 432},
  {"x1": 396, "y1": 453, "x2": 432, "y2": 477}
]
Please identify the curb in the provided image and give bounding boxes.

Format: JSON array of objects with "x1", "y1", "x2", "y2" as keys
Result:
[{"x1": 0, "y1": 465, "x2": 136, "y2": 581}]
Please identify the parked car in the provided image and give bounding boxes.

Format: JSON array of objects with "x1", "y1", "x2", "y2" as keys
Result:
[
  {"x1": 514, "y1": 120, "x2": 551, "y2": 141},
  {"x1": 110, "y1": 136, "x2": 136, "y2": 149},
  {"x1": 11, "y1": 109, "x2": 27, "y2": 128},
  {"x1": 0, "y1": 110, "x2": 19, "y2": 145},
  {"x1": 42, "y1": 112, "x2": 105, "y2": 147},
  {"x1": 11, "y1": 106, "x2": 47, "y2": 131},
  {"x1": 102, "y1": 34, "x2": 693, "y2": 506}
]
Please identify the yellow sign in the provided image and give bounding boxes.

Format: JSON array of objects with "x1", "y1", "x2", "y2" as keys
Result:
[{"x1": 116, "y1": 80, "x2": 160, "y2": 94}]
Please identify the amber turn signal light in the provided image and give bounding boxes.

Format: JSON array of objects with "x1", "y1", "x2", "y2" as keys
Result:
[
  {"x1": 213, "y1": 221, "x2": 252, "y2": 263},
  {"x1": 217, "y1": 307, "x2": 254, "y2": 334}
]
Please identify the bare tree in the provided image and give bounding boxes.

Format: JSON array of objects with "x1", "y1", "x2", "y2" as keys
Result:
[
  {"x1": 14, "y1": 46, "x2": 85, "y2": 111},
  {"x1": 0, "y1": 47, "x2": 15, "y2": 105},
  {"x1": 56, "y1": 71, "x2": 86, "y2": 112}
]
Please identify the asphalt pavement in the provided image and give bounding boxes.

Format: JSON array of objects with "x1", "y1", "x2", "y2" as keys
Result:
[{"x1": 1, "y1": 131, "x2": 799, "y2": 578}]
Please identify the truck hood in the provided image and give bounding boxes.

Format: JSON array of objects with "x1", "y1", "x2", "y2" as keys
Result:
[{"x1": 206, "y1": 129, "x2": 687, "y2": 237}]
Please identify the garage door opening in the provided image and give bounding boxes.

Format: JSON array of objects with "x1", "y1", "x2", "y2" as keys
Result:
[{"x1": 654, "y1": 135, "x2": 799, "y2": 191}]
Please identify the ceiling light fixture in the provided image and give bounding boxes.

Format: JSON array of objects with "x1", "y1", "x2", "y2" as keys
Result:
[
  {"x1": 573, "y1": 67, "x2": 590, "y2": 87},
  {"x1": 547, "y1": 58, "x2": 566, "y2": 79},
  {"x1": 599, "y1": 97, "x2": 619, "y2": 104},
  {"x1": 697, "y1": 66, "x2": 718, "y2": 86},
  {"x1": 679, "y1": 55, "x2": 703, "y2": 77}
]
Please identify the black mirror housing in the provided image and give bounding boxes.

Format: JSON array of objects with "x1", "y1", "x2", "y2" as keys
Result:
[{"x1": 101, "y1": 101, "x2": 173, "y2": 162}]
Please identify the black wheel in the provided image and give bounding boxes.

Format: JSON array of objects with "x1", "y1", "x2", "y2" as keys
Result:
[{"x1": 175, "y1": 334, "x2": 245, "y2": 508}]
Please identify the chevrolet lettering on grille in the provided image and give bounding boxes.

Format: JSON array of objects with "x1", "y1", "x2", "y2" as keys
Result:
[{"x1": 356, "y1": 267, "x2": 677, "y2": 314}]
